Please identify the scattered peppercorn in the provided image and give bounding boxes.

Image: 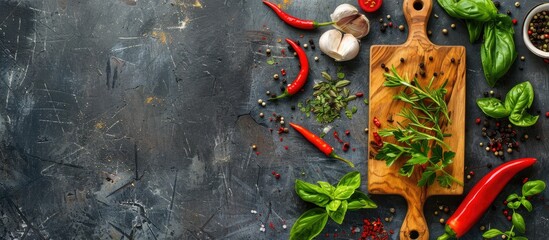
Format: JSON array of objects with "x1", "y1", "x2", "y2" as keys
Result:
[
  {"x1": 273, "y1": 74, "x2": 279, "y2": 80},
  {"x1": 507, "y1": 10, "x2": 512, "y2": 15},
  {"x1": 493, "y1": 1, "x2": 500, "y2": 8},
  {"x1": 514, "y1": 1, "x2": 520, "y2": 7},
  {"x1": 476, "y1": 118, "x2": 482, "y2": 124},
  {"x1": 451, "y1": 23, "x2": 456, "y2": 29},
  {"x1": 314, "y1": 56, "x2": 319, "y2": 62},
  {"x1": 399, "y1": 25, "x2": 405, "y2": 31},
  {"x1": 390, "y1": 207, "x2": 396, "y2": 213},
  {"x1": 252, "y1": 144, "x2": 257, "y2": 150},
  {"x1": 259, "y1": 112, "x2": 264, "y2": 118},
  {"x1": 364, "y1": 128, "x2": 369, "y2": 133},
  {"x1": 386, "y1": 15, "x2": 391, "y2": 19},
  {"x1": 261, "y1": 102, "x2": 266, "y2": 107},
  {"x1": 400, "y1": 57, "x2": 405, "y2": 62},
  {"x1": 429, "y1": 56, "x2": 433, "y2": 61},
  {"x1": 451, "y1": 58, "x2": 455, "y2": 63},
  {"x1": 266, "y1": 48, "x2": 272, "y2": 54},
  {"x1": 442, "y1": 28, "x2": 448, "y2": 35},
  {"x1": 303, "y1": 43, "x2": 308, "y2": 48},
  {"x1": 439, "y1": 218, "x2": 445, "y2": 224},
  {"x1": 512, "y1": 19, "x2": 518, "y2": 25},
  {"x1": 258, "y1": 99, "x2": 263, "y2": 104},
  {"x1": 428, "y1": 30, "x2": 432, "y2": 36}
]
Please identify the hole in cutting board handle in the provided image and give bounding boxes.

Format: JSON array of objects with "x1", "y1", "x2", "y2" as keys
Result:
[
  {"x1": 409, "y1": 230, "x2": 420, "y2": 239},
  {"x1": 413, "y1": 0, "x2": 424, "y2": 10}
]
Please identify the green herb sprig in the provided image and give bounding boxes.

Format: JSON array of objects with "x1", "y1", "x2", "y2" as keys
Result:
[
  {"x1": 375, "y1": 67, "x2": 461, "y2": 188},
  {"x1": 298, "y1": 71, "x2": 358, "y2": 123},
  {"x1": 290, "y1": 172, "x2": 377, "y2": 240},
  {"x1": 482, "y1": 180, "x2": 546, "y2": 240}
]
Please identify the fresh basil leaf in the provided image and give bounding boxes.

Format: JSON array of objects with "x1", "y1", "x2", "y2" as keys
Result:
[
  {"x1": 476, "y1": 98, "x2": 510, "y2": 118},
  {"x1": 506, "y1": 193, "x2": 520, "y2": 202},
  {"x1": 295, "y1": 180, "x2": 332, "y2": 207},
  {"x1": 522, "y1": 180, "x2": 546, "y2": 197},
  {"x1": 507, "y1": 201, "x2": 521, "y2": 210},
  {"x1": 437, "y1": 0, "x2": 497, "y2": 22},
  {"x1": 333, "y1": 186, "x2": 355, "y2": 200},
  {"x1": 481, "y1": 15, "x2": 517, "y2": 87},
  {"x1": 521, "y1": 199, "x2": 533, "y2": 212},
  {"x1": 509, "y1": 113, "x2": 539, "y2": 127},
  {"x1": 317, "y1": 181, "x2": 336, "y2": 195},
  {"x1": 505, "y1": 81, "x2": 534, "y2": 112},
  {"x1": 346, "y1": 191, "x2": 377, "y2": 210},
  {"x1": 326, "y1": 200, "x2": 341, "y2": 212},
  {"x1": 337, "y1": 171, "x2": 361, "y2": 189},
  {"x1": 328, "y1": 200, "x2": 348, "y2": 224},
  {"x1": 466, "y1": 20, "x2": 484, "y2": 43},
  {"x1": 289, "y1": 208, "x2": 328, "y2": 240},
  {"x1": 504, "y1": 230, "x2": 515, "y2": 237},
  {"x1": 512, "y1": 212, "x2": 526, "y2": 233},
  {"x1": 482, "y1": 228, "x2": 504, "y2": 238},
  {"x1": 418, "y1": 170, "x2": 436, "y2": 187}
]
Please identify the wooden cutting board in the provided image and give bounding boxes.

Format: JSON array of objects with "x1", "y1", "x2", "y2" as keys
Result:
[{"x1": 367, "y1": 0, "x2": 465, "y2": 239}]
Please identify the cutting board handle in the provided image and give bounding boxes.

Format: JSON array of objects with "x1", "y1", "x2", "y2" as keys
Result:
[
  {"x1": 403, "y1": 0, "x2": 433, "y2": 45},
  {"x1": 400, "y1": 188, "x2": 428, "y2": 240}
]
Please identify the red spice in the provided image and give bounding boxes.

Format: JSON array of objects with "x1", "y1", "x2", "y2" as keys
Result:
[
  {"x1": 345, "y1": 130, "x2": 350, "y2": 135},
  {"x1": 503, "y1": 209, "x2": 509, "y2": 216},
  {"x1": 281, "y1": 49, "x2": 286, "y2": 57},
  {"x1": 256, "y1": 151, "x2": 260, "y2": 155},
  {"x1": 275, "y1": 173, "x2": 281, "y2": 179},
  {"x1": 334, "y1": 131, "x2": 344, "y2": 143},
  {"x1": 507, "y1": 215, "x2": 512, "y2": 221},
  {"x1": 528, "y1": 30, "x2": 533, "y2": 35},
  {"x1": 281, "y1": 69, "x2": 287, "y2": 76},
  {"x1": 512, "y1": 19, "x2": 518, "y2": 25},
  {"x1": 475, "y1": 118, "x2": 481, "y2": 124},
  {"x1": 352, "y1": 148, "x2": 356, "y2": 152},
  {"x1": 545, "y1": 112, "x2": 549, "y2": 118},
  {"x1": 284, "y1": 145, "x2": 289, "y2": 150},
  {"x1": 544, "y1": 59, "x2": 549, "y2": 64},
  {"x1": 388, "y1": 22, "x2": 393, "y2": 27},
  {"x1": 373, "y1": 132, "x2": 383, "y2": 146},
  {"x1": 355, "y1": 92, "x2": 364, "y2": 97},
  {"x1": 272, "y1": 171, "x2": 277, "y2": 175},
  {"x1": 269, "y1": 222, "x2": 275, "y2": 229},
  {"x1": 343, "y1": 142, "x2": 350, "y2": 152},
  {"x1": 360, "y1": 218, "x2": 391, "y2": 240},
  {"x1": 522, "y1": 177, "x2": 529, "y2": 184},
  {"x1": 373, "y1": 117, "x2": 382, "y2": 128}
]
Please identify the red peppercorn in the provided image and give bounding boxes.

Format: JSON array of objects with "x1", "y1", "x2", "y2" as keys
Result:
[
  {"x1": 522, "y1": 177, "x2": 529, "y2": 184},
  {"x1": 469, "y1": 171, "x2": 474, "y2": 176},
  {"x1": 528, "y1": 30, "x2": 533, "y2": 35},
  {"x1": 345, "y1": 130, "x2": 350, "y2": 135},
  {"x1": 512, "y1": 19, "x2": 518, "y2": 25},
  {"x1": 343, "y1": 142, "x2": 350, "y2": 152},
  {"x1": 281, "y1": 69, "x2": 286, "y2": 76},
  {"x1": 545, "y1": 112, "x2": 549, "y2": 118},
  {"x1": 503, "y1": 209, "x2": 508, "y2": 216},
  {"x1": 507, "y1": 215, "x2": 512, "y2": 221},
  {"x1": 475, "y1": 118, "x2": 481, "y2": 124},
  {"x1": 275, "y1": 173, "x2": 281, "y2": 179}
]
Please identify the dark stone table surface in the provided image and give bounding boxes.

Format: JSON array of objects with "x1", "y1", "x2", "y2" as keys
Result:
[{"x1": 1, "y1": 0, "x2": 548, "y2": 239}]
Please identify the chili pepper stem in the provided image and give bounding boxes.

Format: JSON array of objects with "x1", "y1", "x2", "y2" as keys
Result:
[
  {"x1": 269, "y1": 91, "x2": 290, "y2": 101},
  {"x1": 313, "y1": 21, "x2": 335, "y2": 28},
  {"x1": 436, "y1": 225, "x2": 456, "y2": 240},
  {"x1": 330, "y1": 152, "x2": 355, "y2": 168}
]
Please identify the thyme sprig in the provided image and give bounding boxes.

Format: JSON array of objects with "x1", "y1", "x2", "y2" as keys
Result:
[{"x1": 375, "y1": 66, "x2": 461, "y2": 188}]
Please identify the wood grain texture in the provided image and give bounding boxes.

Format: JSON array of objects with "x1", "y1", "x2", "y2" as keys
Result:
[{"x1": 367, "y1": 0, "x2": 465, "y2": 239}]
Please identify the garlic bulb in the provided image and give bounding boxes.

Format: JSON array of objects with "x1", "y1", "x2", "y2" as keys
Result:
[
  {"x1": 319, "y1": 29, "x2": 360, "y2": 62},
  {"x1": 330, "y1": 4, "x2": 370, "y2": 39}
]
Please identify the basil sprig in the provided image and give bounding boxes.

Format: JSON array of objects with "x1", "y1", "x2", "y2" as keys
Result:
[
  {"x1": 483, "y1": 180, "x2": 546, "y2": 239},
  {"x1": 438, "y1": 0, "x2": 516, "y2": 87},
  {"x1": 476, "y1": 81, "x2": 539, "y2": 127},
  {"x1": 290, "y1": 172, "x2": 377, "y2": 240}
]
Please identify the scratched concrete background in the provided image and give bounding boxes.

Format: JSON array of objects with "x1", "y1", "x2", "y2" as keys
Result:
[{"x1": 0, "y1": 0, "x2": 548, "y2": 239}]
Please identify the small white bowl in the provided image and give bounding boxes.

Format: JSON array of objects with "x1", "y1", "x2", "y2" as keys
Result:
[{"x1": 523, "y1": 3, "x2": 549, "y2": 59}]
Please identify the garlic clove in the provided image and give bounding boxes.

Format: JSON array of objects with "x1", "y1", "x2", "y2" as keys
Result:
[
  {"x1": 319, "y1": 29, "x2": 360, "y2": 62},
  {"x1": 330, "y1": 4, "x2": 359, "y2": 23},
  {"x1": 330, "y1": 4, "x2": 370, "y2": 39}
]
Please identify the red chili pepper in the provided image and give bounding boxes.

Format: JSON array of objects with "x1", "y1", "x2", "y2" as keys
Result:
[
  {"x1": 437, "y1": 158, "x2": 537, "y2": 240},
  {"x1": 373, "y1": 117, "x2": 381, "y2": 128},
  {"x1": 262, "y1": 1, "x2": 333, "y2": 30},
  {"x1": 270, "y1": 38, "x2": 309, "y2": 100},
  {"x1": 373, "y1": 132, "x2": 383, "y2": 146},
  {"x1": 289, "y1": 122, "x2": 354, "y2": 168}
]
